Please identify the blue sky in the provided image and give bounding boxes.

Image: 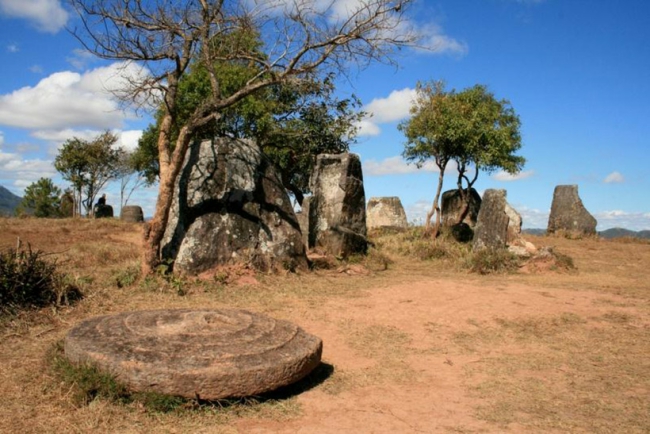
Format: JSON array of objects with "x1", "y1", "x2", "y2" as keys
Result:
[{"x1": 0, "y1": 0, "x2": 649, "y2": 230}]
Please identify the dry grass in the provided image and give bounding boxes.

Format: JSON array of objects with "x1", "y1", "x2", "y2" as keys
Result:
[{"x1": 1, "y1": 217, "x2": 649, "y2": 433}]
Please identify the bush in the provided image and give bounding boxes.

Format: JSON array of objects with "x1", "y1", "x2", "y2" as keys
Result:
[
  {"x1": 468, "y1": 248, "x2": 520, "y2": 275},
  {"x1": 0, "y1": 245, "x2": 81, "y2": 315}
]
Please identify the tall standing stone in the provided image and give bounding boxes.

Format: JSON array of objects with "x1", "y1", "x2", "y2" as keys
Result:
[
  {"x1": 473, "y1": 189, "x2": 510, "y2": 250},
  {"x1": 441, "y1": 188, "x2": 482, "y2": 228},
  {"x1": 308, "y1": 153, "x2": 367, "y2": 257},
  {"x1": 366, "y1": 197, "x2": 408, "y2": 229},
  {"x1": 162, "y1": 138, "x2": 307, "y2": 274},
  {"x1": 547, "y1": 185, "x2": 597, "y2": 236}
]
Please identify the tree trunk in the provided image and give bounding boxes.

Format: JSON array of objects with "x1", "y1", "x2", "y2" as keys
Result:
[
  {"x1": 424, "y1": 163, "x2": 446, "y2": 238},
  {"x1": 142, "y1": 122, "x2": 192, "y2": 275},
  {"x1": 456, "y1": 166, "x2": 478, "y2": 225}
]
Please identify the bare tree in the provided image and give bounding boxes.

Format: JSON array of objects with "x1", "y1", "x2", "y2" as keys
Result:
[
  {"x1": 68, "y1": 0, "x2": 418, "y2": 274},
  {"x1": 115, "y1": 150, "x2": 147, "y2": 209}
]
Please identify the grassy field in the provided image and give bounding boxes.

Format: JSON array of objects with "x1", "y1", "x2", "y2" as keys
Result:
[{"x1": 0, "y1": 217, "x2": 648, "y2": 433}]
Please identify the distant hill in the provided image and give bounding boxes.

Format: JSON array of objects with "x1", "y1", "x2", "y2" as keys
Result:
[
  {"x1": 522, "y1": 228, "x2": 546, "y2": 236},
  {"x1": 599, "y1": 228, "x2": 650, "y2": 240},
  {"x1": 0, "y1": 185, "x2": 21, "y2": 216},
  {"x1": 524, "y1": 227, "x2": 650, "y2": 239}
]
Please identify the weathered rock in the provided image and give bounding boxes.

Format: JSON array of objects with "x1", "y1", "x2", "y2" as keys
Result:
[
  {"x1": 93, "y1": 204, "x2": 113, "y2": 218},
  {"x1": 296, "y1": 197, "x2": 311, "y2": 249},
  {"x1": 120, "y1": 205, "x2": 144, "y2": 223},
  {"x1": 366, "y1": 197, "x2": 408, "y2": 229},
  {"x1": 473, "y1": 189, "x2": 532, "y2": 252},
  {"x1": 441, "y1": 188, "x2": 482, "y2": 228},
  {"x1": 547, "y1": 185, "x2": 597, "y2": 236},
  {"x1": 473, "y1": 189, "x2": 509, "y2": 250},
  {"x1": 505, "y1": 201, "x2": 522, "y2": 245},
  {"x1": 308, "y1": 153, "x2": 367, "y2": 257},
  {"x1": 162, "y1": 138, "x2": 307, "y2": 274},
  {"x1": 65, "y1": 309, "x2": 323, "y2": 400}
]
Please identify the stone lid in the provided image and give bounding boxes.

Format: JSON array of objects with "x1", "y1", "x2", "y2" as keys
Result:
[{"x1": 65, "y1": 309, "x2": 323, "y2": 399}]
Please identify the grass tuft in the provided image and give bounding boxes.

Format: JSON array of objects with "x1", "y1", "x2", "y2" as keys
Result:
[
  {"x1": 467, "y1": 248, "x2": 520, "y2": 274},
  {"x1": 0, "y1": 245, "x2": 81, "y2": 316}
]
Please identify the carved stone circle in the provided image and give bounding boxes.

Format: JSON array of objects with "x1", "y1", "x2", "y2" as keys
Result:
[{"x1": 65, "y1": 309, "x2": 323, "y2": 399}]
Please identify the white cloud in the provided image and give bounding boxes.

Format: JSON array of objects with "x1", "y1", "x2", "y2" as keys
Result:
[
  {"x1": 595, "y1": 210, "x2": 650, "y2": 231},
  {"x1": 117, "y1": 130, "x2": 143, "y2": 152},
  {"x1": 0, "y1": 147, "x2": 56, "y2": 190},
  {"x1": 355, "y1": 119, "x2": 381, "y2": 137},
  {"x1": 604, "y1": 171, "x2": 624, "y2": 184},
  {"x1": 0, "y1": 0, "x2": 68, "y2": 33},
  {"x1": 66, "y1": 49, "x2": 98, "y2": 70},
  {"x1": 358, "y1": 88, "x2": 416, "y2": 136},
  {"x1": 6, "y1": 44, "x2": 19, "y2": 53},
  {"x1": 514, "y1": 205, "x2": 549, "y2": 229},
  {"x1": 29, "y1": 65, "x2": 44, "y2": 74},
  {"x1": 364, "y1": 88, "x2": 416, "y2": 124},
  {"x1": 364, "y1": 155, "x2": 440, "y2": 176},
  {"x1": 415, "y1": 23, "x2": 468, "y2": 56},
  {"x1": 0, "y1": 62, "x2": 148, "y2": 131},
  {"x1": 32, "y1": 128, "x2": 143, "y2": 153},
  {"x1": 492, "y1": 170, "x2": 535, "y2": 182},
  {"x1": 405, "y1": 199, "x2": 432, "y2": 225},
  {"x1": 0, "y1": 131, "x2": 4, "y2": 146},
  {"x1": 33, "y1": 128, "x2": 103, "y2": 144}
]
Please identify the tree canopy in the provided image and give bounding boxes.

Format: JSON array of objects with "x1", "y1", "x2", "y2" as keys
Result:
[
  {"x1": 69, "y1": 0, "x2": 418, "y2": 273},
  {"x1": 399, "y1": 81, "x2": 525, "y2": 236},
  {"x1": 54, "y1": 132, "x2": 123, "y2": 216},
  {"x1": 16, "y1": 178, "x2": 62, "y2": 218},
  {"x1": 132, "y1": 30, "x2": 364, "y2": 205}
]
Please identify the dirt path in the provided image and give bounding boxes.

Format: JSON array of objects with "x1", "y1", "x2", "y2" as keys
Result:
[
  {"x1": 1, "y1": 222, "x2": 648, "y2": 433},
  {"x1": 236, "y1": 276, "x2": 646, "y2": 433}
]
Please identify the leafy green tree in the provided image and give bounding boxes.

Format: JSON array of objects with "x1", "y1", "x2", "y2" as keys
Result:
[
  {"x1": 16, "y1": 178, "x2": 62, "y2": 218},
  {"x1": 399, "y1": 81, "x2": 525, "y2": 237},
  {"x1": 133, "y1": 29, "x2": 363, "y2": 206},
  {"x1": 69, "y1": 0, "x2": 416, "y2": 274},
  {"x1": 54, "y1": 132, "x2": 122, "y2": 216}
]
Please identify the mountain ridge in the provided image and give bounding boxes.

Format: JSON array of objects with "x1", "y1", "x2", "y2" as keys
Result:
[{"x1": 0, "y1": 185, "x2": 21, "y2": 215}]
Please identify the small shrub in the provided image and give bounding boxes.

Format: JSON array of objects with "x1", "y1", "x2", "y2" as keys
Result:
[
  {"x1": 0, "y1": 245, "x2": 81, "y2": 315},
  {"x1": 114, "y1": 265, "x2": 140, "y2": 288},
  {"x1": 468, "y1": 248, "x2": 520, "y2": 274},
  {"x1": 552, "y1": 251, "x2": 575, "y2": 270}
]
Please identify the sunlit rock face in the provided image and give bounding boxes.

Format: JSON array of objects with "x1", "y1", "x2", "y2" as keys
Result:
[{"x1": 162, "y1": 138, "x2": 307, "y2": 274}]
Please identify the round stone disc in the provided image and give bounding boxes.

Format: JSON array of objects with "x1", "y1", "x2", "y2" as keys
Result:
[{"x1": 64, "y1": 309, "x2": 323, "y2": 399}]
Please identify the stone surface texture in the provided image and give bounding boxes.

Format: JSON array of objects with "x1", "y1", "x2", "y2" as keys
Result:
[
  {"x1": 473, "y1": 189, "x2": 509, "y2": 250},
  {"x1": 120, "y1": 205, "x2": 144, "y2": 223},
  {"x1": 308, "y1": 153, "x2": 367, "y2": 257},
  {"x1": 296, "y1": 197, "x2": 311, "y2": 249},
  {"x1": 65, "y1": 309, "x2": 323, "y2": 400},
  {"x1": 473, "y1": 189, "x2": 533, "y2": 253},
  {"x1": 162, "y1": 138, "x2": 307, "y2": 274},
  {"x1": 504, "y1": 201, "x2": 522, "y2": 244},
  {"x1": 547, "y1": 185, "x2": 597, "y2": 236},
  {"x1": 441, "y1": 188, "x2": 482, "y2": 228},
  {"x1": 366, "y1": 197, "x2": 408, "y2": 229}
]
